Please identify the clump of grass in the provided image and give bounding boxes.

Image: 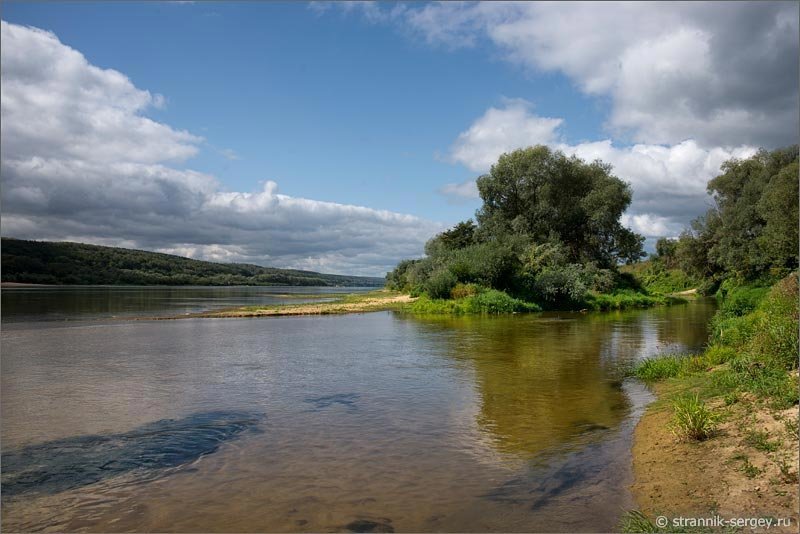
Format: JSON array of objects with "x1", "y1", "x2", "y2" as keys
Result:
[
  {"x1": 632, "y1": 355, "x2": 685, "y2": 381},
  {"x1": 630, "y1": 352, "x2": 715, "y2": 382},
  {"x1": 619, "y1": 510, "x2": 713, "y2": 533},
  {"x1": 619, "y1": 510, "x2": 659, "y2": 533},
  {"x1": 669, "y1": 394, "x2": 720, "y2": 441},
  {"x1": 744, "y1": 429, "x2": 780, "y2": 452}
]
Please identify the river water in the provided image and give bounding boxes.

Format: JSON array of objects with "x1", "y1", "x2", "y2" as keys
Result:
[{"x1": 1, "y1": 287, "x2": 716, "y2": 532}]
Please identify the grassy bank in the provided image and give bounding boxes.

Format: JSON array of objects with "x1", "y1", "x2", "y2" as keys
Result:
[
  {"x1": 177, "y1": 281, "x2": 688, "y2": 320},
  {"x1": 621, "y1": 260, "x2": 699, "y2": 296},
  {"x1": 622, "y1": 274, "x2": 799, "y2": 532}
]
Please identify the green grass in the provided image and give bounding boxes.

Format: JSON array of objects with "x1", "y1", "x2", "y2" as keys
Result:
[
  {"x1": 405, "y1": 289, "x2": 541, "y2": 315},
  {"x1": 621, "y1": 261, "x2": 699, "y2": 295},
  {"x1": 619, "y1": 511, "x2": 714, "y2": 533},
  {"x1": 669, "y1": 394, "x2": 720, "y2": 441},
  {"x1": 585, "y1": 290, "x2": 685, "y2": 311},
  {"x1": 632, "y1": 274, "x2": 799, "y2": 408}
]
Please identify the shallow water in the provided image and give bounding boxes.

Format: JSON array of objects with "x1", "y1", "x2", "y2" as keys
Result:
[{"x1": 1, "y1": 289, "x2": 716, "y2": 532}]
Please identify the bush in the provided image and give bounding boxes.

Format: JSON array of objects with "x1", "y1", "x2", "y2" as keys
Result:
[
  {"x1": 716, "y1": 284, "x2": 770, "y2": 317},
  {"x1": 425, "y1": 270, "x2": 457, "y2": 299},
  {"x1": 406, "y1": 290, "x2": 540, "y2": 315},
  {"x1": 467, "y1": 289, "x2": 541, "y2": 314},
  {"x1": 749, "y1": 274, "x2": 799, "y2": 370},
  {"x1": 588, "y1": 290, "x2": 684, "y2": 311},
  {"x1": 669, "y1": 394, "x2": 720, "y2": 441},
  {"x1": 450, "y1": 282, "x2": 480, "y2": 299}
]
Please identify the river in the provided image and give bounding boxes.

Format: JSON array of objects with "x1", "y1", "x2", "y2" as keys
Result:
[{"x1": 1, "y1": 286, "x2": 716, "y2": 532}]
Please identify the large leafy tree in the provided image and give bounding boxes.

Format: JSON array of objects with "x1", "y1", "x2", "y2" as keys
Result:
[
  {"x1": 475, "y1": 146, "x2": 644, "y2": 267},
  {"x1": 677, "y1": 145, "x2": 799, "y2": 280}
]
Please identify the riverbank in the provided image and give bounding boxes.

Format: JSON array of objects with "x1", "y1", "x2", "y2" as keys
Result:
[
  {"x1": 182, "y1": 290, "x2": 415, "y2": 318},
  {"x1": 623, "y1": 274, "x2": 799, "y2": 532},
  {"x1": 172, "y1": 286, "x2": 685, "y2": 320},
  {"x1": 630, "y1": 381, "x2": 798, "y2": 531}
]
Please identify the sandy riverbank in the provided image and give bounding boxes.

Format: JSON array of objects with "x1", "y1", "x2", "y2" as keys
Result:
[
  {"x1": 631, "y1": 380, "x2": 799, "y2": 532},
  {"x1": 175, "y1": 291, "x2": 416, "y2": 319}
]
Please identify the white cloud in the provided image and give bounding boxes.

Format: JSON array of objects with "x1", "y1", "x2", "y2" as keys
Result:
[
  {"x1": 0, "y1": 21, "x2": 441, "y2": 277},
  {"x1": 450, "y1": 98, "x2": 562, "y2": 172},
  {"x1": 439, "y1": 100, "x2": 758, "y2": 238},
  {"x1": 439, "y1": 179, "x2": 479, "y2": 201},
  {"x1": 336, "y1": 1, "x2": 799, "y2": 149}
]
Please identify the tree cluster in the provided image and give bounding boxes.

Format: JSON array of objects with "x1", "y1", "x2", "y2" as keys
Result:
[
  {"x1": 387, "y1": 146, "x2": 646, "y2": 308},
  {"x1": 658, "y1": 146, "x2": 798, "y2": 288}
]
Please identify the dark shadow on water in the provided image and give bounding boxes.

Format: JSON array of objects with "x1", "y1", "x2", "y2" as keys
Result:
[
  {"x1": 304, "y1": 393, "x2": 360, "y2": 411},
  {"x1": 1, "y1": 411, "x2": 263, "y2": 498}
]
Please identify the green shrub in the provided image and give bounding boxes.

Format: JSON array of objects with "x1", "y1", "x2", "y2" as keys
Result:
[
  {"x1": 587, "y1": 290, "x2": 672, "y2": 311},
  {"x1": 709, "y1": 313, "x2": 759, "y2": 347},
  {"x1": 748, "y1": 274, "x2": 799, "y2": 370},
  {"x1": 703, "y1": 346, "x2": 736, "y2": 366},
  {"x1": 406, "y1": 290, "x2": 539, "y2": 315},
  {"x1": 467, "y1": 289, "x2": 541, "y2": 314},
  {"x1": 669, "y1": 394, "x2": 720, "y2": 441},
  {"x1": 717, "y1": 285, "x2": 770, "y2": 317},
  {"x1": 425, "y1": 270, "x2": 458, "y2": 299}
]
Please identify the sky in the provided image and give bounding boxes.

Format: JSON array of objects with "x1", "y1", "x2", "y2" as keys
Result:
[{"x1": 1, "y1": 1, "x2": 797, "y2": 276}]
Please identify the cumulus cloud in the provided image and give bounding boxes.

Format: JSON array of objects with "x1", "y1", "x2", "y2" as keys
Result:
[
  {"x1": 439, "y1": 99, "x2": 757, "y2": 238},
  {"x1": 0, "y1": 21, "x2": 440, "y2": 276},
  {"x1": 334, "y1": 1, "x2": 799, "y2": 148},
  {"x1": 450, "y1": 98, "x2": 562, "y2": 172}
]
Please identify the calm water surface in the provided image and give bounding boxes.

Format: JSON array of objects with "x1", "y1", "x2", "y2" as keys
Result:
[{"x1": 1, "y1": 287, "x2": 717, "y2": 532}]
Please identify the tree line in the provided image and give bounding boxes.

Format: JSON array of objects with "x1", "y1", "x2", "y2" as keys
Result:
[
  {"x1": 387, "y1": 144, "x2": 798, "y2": 309},
  {"x1": 651, "y1": 145, "x2": 798, "y2": 292},
  {"x1": 1, "y1": 238, "x2": 385, "y2": 287}
]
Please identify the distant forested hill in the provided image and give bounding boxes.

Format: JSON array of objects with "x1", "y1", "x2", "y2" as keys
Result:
[{"x1": 1, "y1": 238, "x2": 385, "y2": 287}]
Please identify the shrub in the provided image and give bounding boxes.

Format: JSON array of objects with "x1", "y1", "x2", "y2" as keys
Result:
[
  {"x1": 406, "y1": 290, "x2": 540, "y2": 315},
  {"x1": 425, "y1": 270, "x2": 457, "y2": 299},
  {"x1": 450, "y1": 282, "x2": 480, "y2": 300},
  {"x1": 669, "y1": 394, "x2": 720, "y2": 441},
  {"x1": 717, "y1": 285, "x2": 770, "y2": 317},
  {"x1": 467, "y1": 289, "x2": 541, "y2": 314},
  {"x1": 709, "y1": 313, "x2": 759, "y2": 347},
  {"x1": 587, "y1": 290, "x2": 668, "y2": 311}
]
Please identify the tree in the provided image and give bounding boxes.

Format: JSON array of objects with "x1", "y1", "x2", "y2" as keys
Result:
[
  {"x1": 475, "y1": 145, "x2": 644, "y2": 267},
  {"x1": 676, "y1": 145, "x2": 798, "y2": 281}
]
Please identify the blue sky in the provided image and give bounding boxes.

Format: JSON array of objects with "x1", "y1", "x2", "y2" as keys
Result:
[
  {"x1": 1, "y1": 2, "x2": 797, "y2": 275},
  {"x1": 2, "y1": 2, "x2": 603, "y2": 219}
]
